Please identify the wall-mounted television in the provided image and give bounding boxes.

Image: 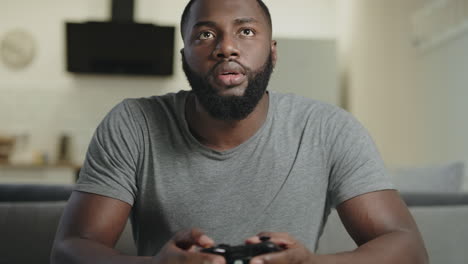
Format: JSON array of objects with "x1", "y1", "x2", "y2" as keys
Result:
[{"x1": 66, "y1": 22, "x2": 175, "y2": 76}]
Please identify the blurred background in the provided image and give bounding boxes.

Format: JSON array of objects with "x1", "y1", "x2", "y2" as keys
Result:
[
  {"x1": 0, "y1": 0, "x2": 467, "y2": 190},
  {"x1": 2, "y1": 1, "x2": 468, "y2": 263}
]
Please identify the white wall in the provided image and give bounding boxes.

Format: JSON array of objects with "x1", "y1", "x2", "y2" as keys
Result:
[
  {"x1": 0, "y1": 0, "x2": 337, "y2": 165},
  {"x1": 268, "y1": 38, "x2": 338, "y2": 105},
  {"x1": 338, "y1": 0, "x2": 468, "y2": 184}
]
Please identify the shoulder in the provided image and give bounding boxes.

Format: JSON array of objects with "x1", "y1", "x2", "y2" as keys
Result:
[
  {"x1": 121, "y1": 90, "x2": 188, "y2": 114},
  {"x1": 269, "y1": 91, "x2": 354, "y2": 129},
  {"x1": 94, "y1": 90, "x2": 188, "y2": 138},
  {"x1": 269, "y1": 91, "x2": 370, "y2": 150},
  {"x1": 113, "y1": 90, "x2": 189, "y2": 123}
]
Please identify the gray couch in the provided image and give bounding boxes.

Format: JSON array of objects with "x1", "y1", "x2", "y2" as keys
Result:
[
  {"x1": 1, "y1": 184, "x2": 467, "y2": 264},
  {"x1": 317, "y1": 192, "x2": 468, "y2": 263}
]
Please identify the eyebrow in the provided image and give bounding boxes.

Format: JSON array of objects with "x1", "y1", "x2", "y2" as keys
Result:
[
  {"x1": 233, "y1": 17, "x2": 259, "y2": 25},
  {"x1": 193, "y1": 21, "x2": 217, "y2": 29},
  {"x1": 192, "y1": 17, "x2": 260, "y2": 29}
]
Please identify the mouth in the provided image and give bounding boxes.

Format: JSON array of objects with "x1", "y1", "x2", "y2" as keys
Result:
[
  {"x1": 213, "y1": 62, "x2": 247, "y2": 87},
  {"x1": 216, "y1": 72, "x2": 246, "y2": 87},
  {"x1": 221, "y1": 71, "x2": 241, "y2": 75}
]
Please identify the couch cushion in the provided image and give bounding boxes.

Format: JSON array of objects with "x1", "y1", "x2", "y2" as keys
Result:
[
  {"x1": 0, "y1": 200, "x2": 136, "y2": 264},
  {"x1": 410, "y1": 205, "x2": 468, "y2": 264},
  {"x1": 0, "y1": 201, "x2": 67, "y2": 264},
  {"x1": 317, "y1": 206, "x2": 468, "y2": 264},
  {"x1": 391, "y1": 161, "x2": 464, "y2": 193}
]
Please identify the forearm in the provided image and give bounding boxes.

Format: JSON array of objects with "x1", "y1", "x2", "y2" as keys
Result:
[
  {"x1": 315, "y1": 230, "x2": 428, "y2": 264},
  {"x1": 51, "y1": 237, "x2": 154, "y2": 264}
]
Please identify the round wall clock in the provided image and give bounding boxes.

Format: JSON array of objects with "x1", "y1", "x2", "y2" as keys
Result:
[{"x1": 0, "y1": 29, "x2": 36, "y2": 69}]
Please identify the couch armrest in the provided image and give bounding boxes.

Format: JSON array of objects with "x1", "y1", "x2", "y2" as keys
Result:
[
  {"x1": 0, "y1": 184, "x2": 74, "y2": 201},
  {"x1": 400, "y1": 192, "x2": 468, "y2": 206}
]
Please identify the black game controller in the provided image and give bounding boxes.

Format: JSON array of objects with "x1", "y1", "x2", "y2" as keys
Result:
[{"x1": 201, "y1": 236, "x2": 282, "y2": 264}]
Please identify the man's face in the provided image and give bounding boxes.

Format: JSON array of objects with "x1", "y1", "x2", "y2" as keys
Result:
[{"x1": 182, "y1": 0, "x2": 277, "y2": 120}]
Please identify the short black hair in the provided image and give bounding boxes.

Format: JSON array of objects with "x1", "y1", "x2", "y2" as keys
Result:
[{"x1": 180, "y1": 0, "x2": 272, "y2": 39}]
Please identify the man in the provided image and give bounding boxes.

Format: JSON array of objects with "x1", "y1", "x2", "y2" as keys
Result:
[{"x1": 51, "y1": 0, "x2": 428, "y2": 263}]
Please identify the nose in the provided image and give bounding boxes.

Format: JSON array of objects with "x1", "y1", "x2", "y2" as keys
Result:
[{"x1": 213, "y1": 34, "x2": 240, "y2": 60}]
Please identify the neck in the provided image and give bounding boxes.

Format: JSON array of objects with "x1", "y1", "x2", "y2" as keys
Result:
[{"x1": 185, "y1": 91, "x2": 270, "y2": 151}]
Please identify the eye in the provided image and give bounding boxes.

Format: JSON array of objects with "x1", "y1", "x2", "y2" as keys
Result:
[
  {"x1": 240, "y1": 28, "x2": 255, "y2": 36},
  {"x1": 198, "y1": 31, "x2": 215, "y2": 40}
]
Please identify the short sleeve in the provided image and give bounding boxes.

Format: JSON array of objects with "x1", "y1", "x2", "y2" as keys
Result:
[
  {"x1": 324, "y1": 109, "x2": 394, "y2": 208},
  {"x1": 75, "y1": 99, "x2": 142, "y2": 205}
]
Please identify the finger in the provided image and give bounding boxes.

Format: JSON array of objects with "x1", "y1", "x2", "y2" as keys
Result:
[
  {"x1": 245, "y1": 231, "x2": 276, "y2": 244},
  {"x1": 245, "y1": 236, "x2": 262, "y2": 244},
  {"x1": 250, "y1": 248, "x2": 303, "y2": 264},
  {"x1": 173, "y1": 228, "x2": 215, "y2": 250},
  {"x1": 186, "y1": 251, "x2": 226, "y2": 264},
  {"x1": 246, "y1": 232, "x2": 296, "y2": 248},
  {"x1": 250, "y1": 251, "x2": 284, "y2": 264},
  {"x1": 256, "y1": 231, "x2": 291, "y2": 241},
  {"x1": 164, "y1": 243, "x2": 226, "y2": 264}
]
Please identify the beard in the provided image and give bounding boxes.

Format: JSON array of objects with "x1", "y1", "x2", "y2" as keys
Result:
[{"x1": 182, "y1": 53, "x2": 274, "y2": 121}]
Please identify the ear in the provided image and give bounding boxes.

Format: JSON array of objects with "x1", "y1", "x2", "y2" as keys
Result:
[{"x1": 271, "y1": 40, "x2": 278, "y2": 67}]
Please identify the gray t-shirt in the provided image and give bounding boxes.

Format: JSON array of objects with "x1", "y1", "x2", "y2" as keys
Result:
[{"x1": 76, "y1": 90, "x2": 393, "y2": 255}]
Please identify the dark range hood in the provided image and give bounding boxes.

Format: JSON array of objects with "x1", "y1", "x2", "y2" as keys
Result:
[{"x1": 66, "y1": 0, "x2": 175, "y2": 76}]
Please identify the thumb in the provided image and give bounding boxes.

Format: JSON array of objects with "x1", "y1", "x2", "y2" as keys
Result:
[{"x1": 173, "y1": 228, "x2": 215, "y2": 250}]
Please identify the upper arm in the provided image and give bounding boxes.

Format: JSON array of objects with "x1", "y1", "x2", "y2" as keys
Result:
[
  {"x1": 336, "y1": 189, "x2": 420, "y2": 246},
  {"x1": 54, "y1": 191, "x2": 132, "y2": 248}
]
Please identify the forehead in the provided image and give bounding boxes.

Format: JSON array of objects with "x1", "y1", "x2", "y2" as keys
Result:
[{"x1": 187, "y1": 0, "x2": 268, "y2": 29}]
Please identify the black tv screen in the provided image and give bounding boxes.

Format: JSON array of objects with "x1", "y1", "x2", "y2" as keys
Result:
[{"x1": 66, "y1": 22, "x2": 174, "y2": 76}]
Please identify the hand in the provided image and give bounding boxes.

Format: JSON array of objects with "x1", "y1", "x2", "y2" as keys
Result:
[
  {"x1": 153, "y1": 228, "x2": 226, "y2": 264},
  {"x1": 245, "y1": 232, "x2": 316, "y2": 264}
]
